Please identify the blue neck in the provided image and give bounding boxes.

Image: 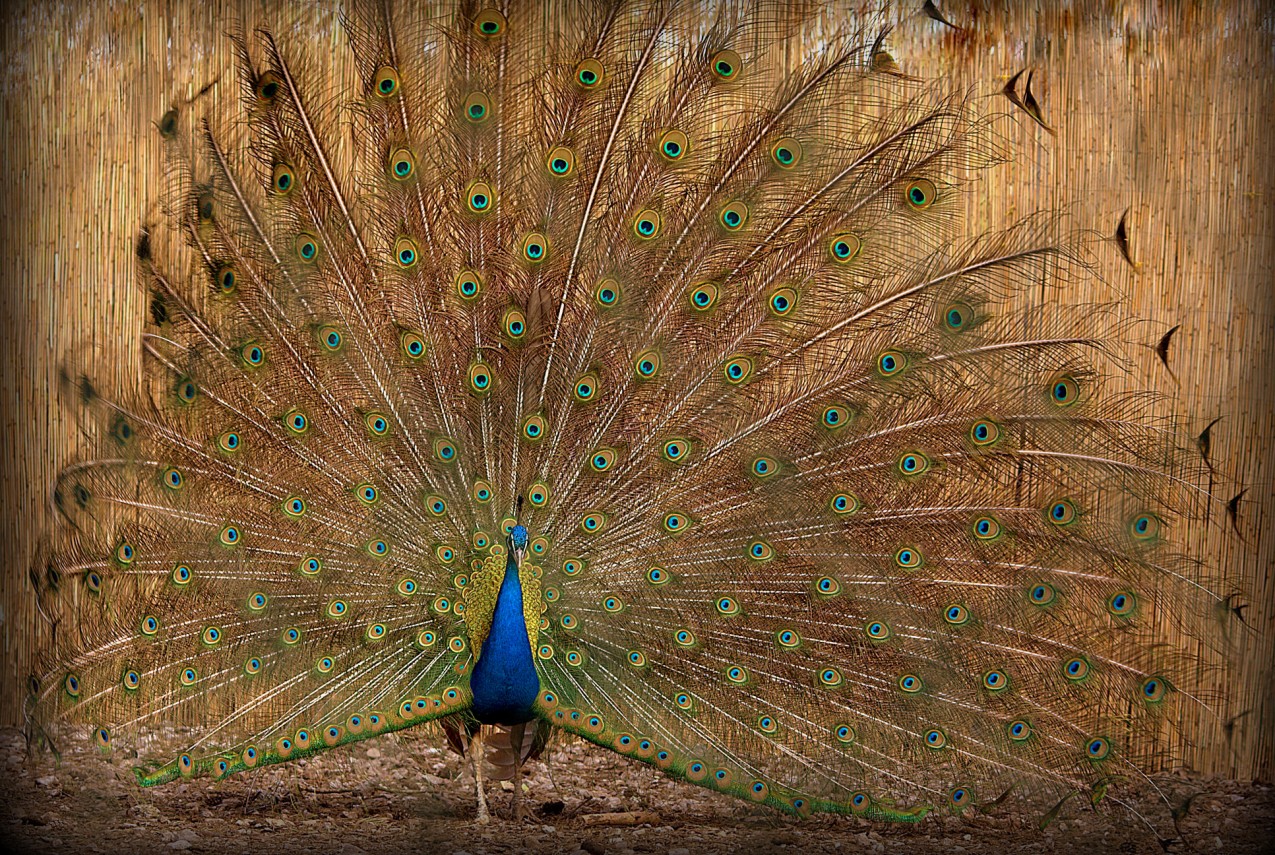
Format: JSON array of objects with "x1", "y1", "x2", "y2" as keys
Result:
[{"x1": 468, "y1": 552, "x2": 540, "y2": 725}]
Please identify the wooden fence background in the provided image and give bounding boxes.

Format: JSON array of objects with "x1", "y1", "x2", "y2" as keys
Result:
[{"x1": 1, "y1": 0, "x2": 1271, "y2": 781}]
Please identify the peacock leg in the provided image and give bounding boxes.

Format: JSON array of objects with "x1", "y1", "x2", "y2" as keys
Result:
[{"x1": 471, "y1": 729, "x2": 489, "y2": 824}]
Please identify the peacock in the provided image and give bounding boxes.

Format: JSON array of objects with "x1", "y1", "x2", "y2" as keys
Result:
[{"x1": 28, "y1": 0, "x2": 1238, "y2": 828}]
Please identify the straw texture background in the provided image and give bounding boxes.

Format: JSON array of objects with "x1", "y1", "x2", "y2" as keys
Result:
[{"x1": 1, "y1": 0, "x2": 1271, "y2": 784}]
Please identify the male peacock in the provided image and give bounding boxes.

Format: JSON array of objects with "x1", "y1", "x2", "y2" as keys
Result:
[{"x1": 29, "y1": 0, "x2": 1236, "y2": 828}]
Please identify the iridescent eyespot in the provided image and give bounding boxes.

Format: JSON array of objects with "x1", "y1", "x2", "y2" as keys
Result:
[
  {"x1": 719, "y1": 200, "x2": 748, "y2": 230},
  {"x1": 248, "y1": 592, "x2": 268, "y2": 611},
  {"x1": 689, "y1": 282, "x2": 719, "y2": 311},
  {"x1": 662, "y1": 438, "x2": 690, "y2": 462},
  {"x1": 83, "y1": 570, "x2": 103, "y2": 593},
  {"x1": 865, "y1": 620, "x2": 891, "y2": 640},
  {"x1": 821, "y1": 404, "x2": 850, "y2": 429},
  {"x1": 354, "y1": 483, "x2": 379, "y2": 506},
  {"x1": 295, "y1": 234, "x2": 320, "y2": 263},
  {"x1": 950, "y1": 787, "x2": 972, "y2": 808},
  {"x1": 830, "y1": 492, "x2": 859, "y2": 514},
  {"x1": 473, "y1": 8, "x2": 506, "y2": 36},
  {"x1": 1107, "y1": 590, "x2": 1137, "y2": 616},
  {"x1": 1049, "y1": 374, "x2": 1080, "y2": 406},
  {"x1": 373, "y1": 65, "x2": 399, "y2": 97},
  {"x1": 837, "y1": 725, "x2": 857, "y2": 744},
  {"x1": 723, "y1": 356, "x2": 753, "y2": 383},
  {"x1": 299, "y1": 556, "x2": 321, "y2": 576},
  {"x1": 176, "y1": 378, "x2": 198, "y2": 403},
  {"x1": 394, "y1": 237, "x2": 419, "y2": 268},
  {"x1": 674, "y1": 628, "x2": 696, "y2": 646},
  {"x1": 662, "y1": 512, "x2": 686, "y2": 532},
  {"x1": 894, "y1": 547, "x2": 922, "y2": 569},
  {"x1": 1008, "y1": 719, "x2": 1032, "y2": 741},
  {"x1": 574, "y1": 58, "x2": 604, "y2": 89},
  {"x1": 468, "y1": 362, "x2": 492, "y2": 393},
  {"x1": 574, "y1": 373, "x2": 599, "y2": 402},
  {"x1": 815, "y1": 576, "x2": 841, "y2": 596},
  {"x1": 646, "y1": 566, "x2": 669, "y2": 586},
  {"x1": 751, "y1": 457, "x2": 777, "y2": 478},
  {"x1": 771, "y1": 136, "x2": 801, "y2": 168},
  {"x1": 504, "y1": 309, "x2": 527, "y2": 339},
  {"x1": 256, "y1": 70, "x2": 282, "y2": 101},
  {"x1": 111, "y1": 415, "x2": 135, "y2": 445},
  {"x1": 172, "y1": 564, "x2": 192, "y2": 585},
  {"x1": 401, "y1": 331, "x2": 426, "y2": 359},
  {"x1": 590, "y1": 448, "x2": 616, "y2": 472},
  {"x1": 627, "y1": 650, "x2": 646, "y2": 667},
  {"x1": 64, "y1": 673, "x2": 81, "y2": 697},
  {"x1": 659, "y1": 129, "x2": 689, "y2": 161},
  {"x1": 633, "y1": 209, "x2": 661, "y2": 239},
  {"x1": 218, "y1": 430, "x2": 241, "y2": 453},
  {"x1": 463, "y1": 91, "x2": 491, "y2": 122},
  {"x1": 925, "y1": 729, "x2": 946, "y2": 748},
  {"x1": 318, "y1": 326, "x2": 343, "y2": 352},
  {"x1": 522, "y1": 233, "x2": 548, "y2": 262},
  {"x1": 562, "y1": 558, "x2": 583, "y2": 575},
  {"x1": 969, "y1": 419, "x2": 999, "y2": 446},
  {"x1": 711, "y1": 49, "x2": 741, "y2": 80},
  {"x1": 365, "y1": 412, "x2": 389, "y2": 436},
  {"x1": 559, "y1": 614, "x2": 578, "y2": 630},
  {"x1": 326, "y1": 600, "x2": 348, "y2": 618},
  {"x1": 162, "y1": 467, "x2": 184, "y2": 489},
  {"x1": 944, "y1": 301, "x2": 973, "y2": 331},
  {"x1": 1047, "y1": 498, "x2": 1078, "y2": 525},
  {"x1": 456, "y1": 269, "x2": 482, "y2": 298},
  {"x1": 905, "y1": 178, "x2": 937, "y2": 208},
  {"x1": 522, "y1": 414, "x2": 547, "y2": 441},
  {"x1": 1140, "y1": 676, "x2": 1168, "y2": 702},
  {"x1": 944, "y1": 603, "x2": 970, "y2": 625},
  {"x1": 284, "y1": 409, "x2": 309, "y2": 435},
  {"x1": 1130, "y1": 513, "x2": 1160, "y2": 541},
  {"x1": 565, "y1": 650, "x2": 584, "y2": 666},
  {"x1": 580, "y1": 512, "x2": 605, "y2": 533},
  {"x1": 388, "y1": 148, "x2": 415, "y2": 180},
  {"x1": 271, "y1": 162, "x2": 296, "y2": 195},
  {"x1": 898, "y1": 674, "x2": 922, "y2": 693},
  {"x1": 983, "y1": 669, "x2": 1009, "y2": 691},
  {"x1": 602, "y1": 596, "x2": 624, "y2": 612},
  {"x1": 595, "y1": 278, "x2": 620, "y2": 306},
  {"x1": 466, "y1": 181, "x2": 493, "y2": 214},
  {"x1": 749, "y1": 780, "x2": 770, "y2": 800},
  {"x1": 1086, "y1": 737, "x2": 1110, "y2": 760},
  {"x1": 715, "y1": 596, "x2": 741, "y2": 615},
  {"x1": 283, "y1": 496, "x2": 307, "y2": 517},
  {"x1": 633, "y1": 349, "x2": 660, "y2": 378},
  {"x1": 316, "y1": 656, "x2": 334, "y2": 673},
  {"x1": 367, "y1": 539, "x2": 389, "y2": 556},
  {"x1": 216, "y1": 264, "x2": 239, "y2": 293},
  {"x1": 829, "y1": 233, "x2": 861, "y2": 262},
  {"x1": 973, "y1": 514, "x2": 1003, "y2": 540},
  {"x1": 776, "y1": 629, "x2": 800, "y2": 648},
  {"x1": 726, "y1": 665, "x2": 749, "y2": 684},
  {"x1": 219, "y1": 525, "x2": 241, "y2": 546},
  {"x1": 240, "y1": 342, "x2": 265, "y2": 366},
  {"x1": 434, "y1": 438, "x2": 457, "y2": 461},
  {"x1": 546, "y1": 145, "x2": 575, "y2": 176},
  {"x1": 1029, "y1": 583, "x2": 1056, "y2": 605},
  {"x1": 748, "y1": 541, "x2": 773, "y2": 561},
  {"x1": 180, "y1": 667, "x2": 198, "y2": 686},
  {"x1": 472, "y1": 480, "x2": 493, "y2": 504},
  {"x1": 897, "y1": 452, "x2": 929, "y2": 475},
  {"x1": 140, "y1": 615, "x2": 159, "y2": 635},
  {"x1": 244, "y1": 657, "x2": 262, "y2": 675},
  {"x1": 769, "y1": 287, "x2": 797, "y2": 315},
  {"x1": 1063, "y1": 657, "x2": 1090, "y2": 680},
  {"x1": 528, "y1": 484, "x2": 550, "y2": 506},
  {"x1": 819, "y1": 668, "x2": 843, "y2": 687},
  {"x1": 877, "y1": 350, "x2": 906, "y2": 376}
]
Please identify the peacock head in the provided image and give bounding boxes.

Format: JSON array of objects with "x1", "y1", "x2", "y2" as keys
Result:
[{"x1": 509, "y1": 524, "x2": 529, "y2": 561}]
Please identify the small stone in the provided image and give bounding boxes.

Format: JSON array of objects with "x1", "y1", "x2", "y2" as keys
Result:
[
  {"x1": 35, "y1": 776, "x2": 58, "y2": 787},
  {"x1": 582, "y1": 838, "x2": 606, "y2": 855},
  {"x1": 167, "y1": 841, "x2": 191, "y2": 850},
  {"x1": 366, "y1": 747, "x2": 381, "y2": 759}
]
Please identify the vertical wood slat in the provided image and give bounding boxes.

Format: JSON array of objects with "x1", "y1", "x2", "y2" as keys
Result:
[{"x1": 1, "y1": 0, "x2": 1269, "y2": 781}]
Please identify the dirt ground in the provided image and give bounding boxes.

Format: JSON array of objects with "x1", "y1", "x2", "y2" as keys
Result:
[{"x1": 1, "y1": 726, "x2": 1271, "y2": 855}]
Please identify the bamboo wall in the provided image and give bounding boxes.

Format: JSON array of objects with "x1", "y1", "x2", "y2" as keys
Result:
[{"x1": 1, "y1": 0, "x2": 1271, "y2": 780}]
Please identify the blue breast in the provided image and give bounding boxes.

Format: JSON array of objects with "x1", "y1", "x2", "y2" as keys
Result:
[{"x1": 468, "y1": 552, "x2": 540, "y2": 725}]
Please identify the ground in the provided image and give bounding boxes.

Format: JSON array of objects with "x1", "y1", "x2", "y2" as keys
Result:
[{"x1": 0, "y1": 727, "x2": 1270, "y2": 855}]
